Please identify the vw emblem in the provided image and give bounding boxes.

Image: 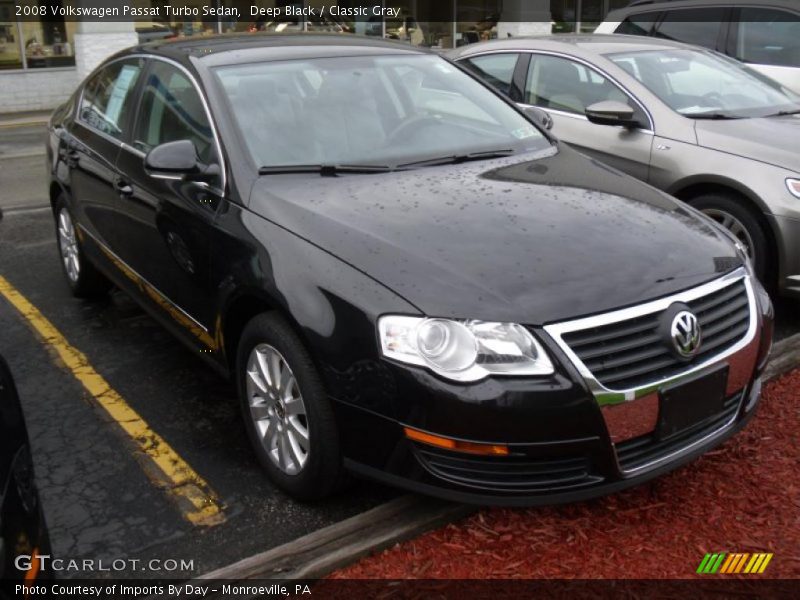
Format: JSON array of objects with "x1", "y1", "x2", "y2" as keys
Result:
[{"x1": 670, "y1": 310, "x2": 702, "y2": 358}]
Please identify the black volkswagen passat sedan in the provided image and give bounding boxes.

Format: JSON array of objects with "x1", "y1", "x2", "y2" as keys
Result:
[{"x1": 46, "y1": 35, "x2": 773, "y2": 504}]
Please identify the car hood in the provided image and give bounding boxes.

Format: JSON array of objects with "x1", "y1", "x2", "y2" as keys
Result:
[
  {"x1": 695, "y1": 114, "x2": 800, "y2": 171},
  {"x1": 248, "y1": 145, "x2": 741, "y2": 325}
]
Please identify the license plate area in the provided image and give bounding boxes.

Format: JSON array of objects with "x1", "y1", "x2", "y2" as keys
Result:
[{"x1": 658, "y1": 367, "x2": 729, "y2": 440}]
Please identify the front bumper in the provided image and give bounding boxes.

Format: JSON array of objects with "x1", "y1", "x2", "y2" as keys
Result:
[
  {"x1": 332, "y1": 270, "x2": 773, "y2": 505},
  {"x1": 768, "y1": 212, "x2": 800, "y2": 299}
]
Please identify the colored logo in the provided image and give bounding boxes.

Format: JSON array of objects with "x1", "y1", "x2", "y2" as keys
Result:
[{"x1": 697, "y1": 552, "x2": 773, "y2": 574}]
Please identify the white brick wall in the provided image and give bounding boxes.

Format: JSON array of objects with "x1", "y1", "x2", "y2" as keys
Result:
[
  {"x1": 0, "y1": 69, "x2": 79, "y2": 113},
  {"x1": 74, "y1": 31, "x2": 139, "y2": 82}
]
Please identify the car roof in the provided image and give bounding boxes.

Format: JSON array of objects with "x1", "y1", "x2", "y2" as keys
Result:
[
  {"x1": 120, "y1": 32, "x2": 429, "y2": 70},
  {"x1": 450, "y1": 34, "x2": 702, "y2": 59},
  {"x1": 611, "y1": 0, "x2": 800, "y2": 16}
]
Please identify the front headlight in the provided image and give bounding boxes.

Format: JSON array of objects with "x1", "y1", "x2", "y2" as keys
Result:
[
  {"x1": 378, "y1": 316, "x2": 554, "y2": 382},
  {"x1": 787, "y1": 178, "x2": 800, "y2": 199}
]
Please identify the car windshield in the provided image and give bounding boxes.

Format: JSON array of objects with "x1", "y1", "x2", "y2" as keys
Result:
[
  {"x1": 213, "y1": 54, "x2": 551, "y2": 170},
  {"x1": 608, "y1": 49, "x2": 800, "y2": 118}
]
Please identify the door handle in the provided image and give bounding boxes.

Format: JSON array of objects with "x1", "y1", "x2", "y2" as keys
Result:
[{"x1": 114, "y1": 178, "x2": 133, "y2": 197}]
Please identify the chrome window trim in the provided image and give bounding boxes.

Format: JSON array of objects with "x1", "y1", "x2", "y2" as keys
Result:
[
  {"x1": 75, "y1": 53, "x2": 227, "y2": 196},
  {"x1": 78, "y1": 224, "x2": 209, "y2": 334},
  {"x1": 543, "y1": 267, "x2": 756, "y2": 402},
  {"x1": 455, "y1": 48, "x2": 656, "y2": 133},
  {"x1": 517, "y1": 102, "x2": 655, "y2": 136}
]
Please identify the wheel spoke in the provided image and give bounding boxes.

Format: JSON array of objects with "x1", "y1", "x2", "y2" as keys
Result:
[
  {"x1": 286, "y1": 429, "x2": 306, "y2": 467},
  {"x1": 263, "y1": 418, "x2": 278, "y2": 447},
  {"x1": 255, "y1": 350, "x2": 273, "y2": 390},
  {"x1": 283, "y1": 394, "x2": 304, "y2": 416},
  {"x1": 279, "y1": 432, "x2": 292, "y2": 471},
  {"x1": 247, "y1": 367, "x2": 268, "y2": 394},
  {"x1": 287, "y1": 416, "x2": 309, "y2": 448},
  {"x1": 249, "y1": 400, "x2": 270, "y2": 421},
  {"x1": 280, "y1": 370, "x2": 295, "y2": 401}
]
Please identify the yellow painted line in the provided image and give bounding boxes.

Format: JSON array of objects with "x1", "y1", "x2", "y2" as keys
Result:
[
  {"x1": 0, "y1": 275, "x2": 224, "y2": 527},
  {"x1": 758, "y1": 553, "x2": 773, "y2": 573}
]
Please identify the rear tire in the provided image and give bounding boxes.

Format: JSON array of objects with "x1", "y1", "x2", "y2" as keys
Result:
[
  {"x1": 54, "y1": 196, "x2": 111, "y2": 298},
  {"x1": 688, "y1": 193, "x2": 770, "y2": 283},
  {"x1": 236, "y1": 312, "x2": 345, "y2": 501}
]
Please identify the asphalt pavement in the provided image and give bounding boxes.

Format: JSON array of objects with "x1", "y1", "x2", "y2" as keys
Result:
[{"x1": 0, "y1": 121, "x2": 798, "y2": 579}]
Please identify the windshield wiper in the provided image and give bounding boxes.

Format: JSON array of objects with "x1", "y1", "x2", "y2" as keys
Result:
[
  {"x1": 258, "y1": 164, "x2": 392, "y2": 176},
  {"x1": 683, "y1": 112, "x2": 744, "y2": 120},
  {"x1": 768, "y1": 108, "x2": 800, "y2": 117},
  {"x1": 396, "y1": 149, "x2": 516, "y2": 170}
]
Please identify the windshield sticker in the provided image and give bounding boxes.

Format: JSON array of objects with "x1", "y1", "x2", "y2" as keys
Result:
[{"x1": 512, "y1": 126, "x2": 537, "y2": 139}]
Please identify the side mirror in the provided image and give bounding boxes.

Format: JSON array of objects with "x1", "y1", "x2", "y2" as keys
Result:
[
  {"x1": 144, "y1": 140, "x2": 199, "y2": 177},
  {"x1": 585, "y1": 101, "x2": 640, "y2": 128},
  {"x1": 523, "y1": 105, "x2": 554, "y2": 131}
]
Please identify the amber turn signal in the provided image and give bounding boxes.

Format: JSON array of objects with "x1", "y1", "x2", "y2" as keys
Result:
[{"x1": 404, "y1": 427, "x2": 509, "y2": 456}]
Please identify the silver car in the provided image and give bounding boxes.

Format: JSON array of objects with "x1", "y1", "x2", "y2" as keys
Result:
[
  {"x1": 595, "y1": 0, "x2": 800, "y2": 94},
  {"x1": 448, "y1": 35, "x2": 800, "y2": 298}
]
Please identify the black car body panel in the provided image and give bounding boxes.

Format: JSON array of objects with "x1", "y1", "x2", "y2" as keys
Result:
[
  {"x1": 248, "y1": 145, "x2": 741, "y2": 325},
  {"x1": 0, "y1": 355, "x2": 51, "y2": 589},
  {"x1": 45, "y1": 34, "x2": 770, "y2": 504}
]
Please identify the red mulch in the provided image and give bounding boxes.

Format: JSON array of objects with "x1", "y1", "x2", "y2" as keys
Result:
[{"x1": 331, "y1": 369, "x2": 800, "y2": 579}]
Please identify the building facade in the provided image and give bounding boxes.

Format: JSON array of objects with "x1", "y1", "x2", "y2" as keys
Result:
[{"x1": 0, "y1": 1, "x2": 620, "y2": 113}]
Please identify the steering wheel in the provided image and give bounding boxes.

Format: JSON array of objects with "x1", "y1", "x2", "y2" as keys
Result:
[{"x1": 387, "y1": 115, "x2": 442, "y2": 144}]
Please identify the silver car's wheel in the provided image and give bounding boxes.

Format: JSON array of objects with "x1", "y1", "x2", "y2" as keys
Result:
[
  {"x1": 245, "y1": 343, "x2": 310, "y2": 475},
  {"x1": 57, "y1": 208, "x2": 80, "y2": 283},
  {"x1": 701, "y1": 208, "x2": 756, "y2": 262}
]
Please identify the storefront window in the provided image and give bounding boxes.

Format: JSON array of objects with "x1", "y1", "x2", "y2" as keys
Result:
[
  {"x1": 15, "y1": 0, "x2": 75, "y2": 69},
  {"x1": 456, "y1": 0, "x2": 500, "y2": 46},
  {"x1": 0, "y1": 18, "x2": 23, "y2": 70}
]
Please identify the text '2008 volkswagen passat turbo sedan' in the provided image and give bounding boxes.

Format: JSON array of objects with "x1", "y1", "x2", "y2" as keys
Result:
[{"x1": 47, "y1": 35, "x2": 773, "y2": 504}]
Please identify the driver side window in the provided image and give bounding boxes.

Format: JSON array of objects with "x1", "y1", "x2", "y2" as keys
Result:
[
  {"x1": 134, "y1": 61, "x2": 215, "y2": 164},
  {"x1": 525, "y1": 54, "x2": 646, "y2": 125}
]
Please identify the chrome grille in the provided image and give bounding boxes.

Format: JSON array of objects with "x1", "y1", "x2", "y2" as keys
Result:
[{"x1": 559, "y1": 279, "x2": 750, "y2": 390}]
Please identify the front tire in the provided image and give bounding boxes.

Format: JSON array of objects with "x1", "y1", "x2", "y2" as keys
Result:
[
  {"x1": 54, "y1": 196, "x2": 111, "y2": 298},
  {"x1": 689, "y1": 193, "x2": 770, "y2": 283},
  {"x1": 236, "y1": 313, "x2": 344, "y2": 500}
]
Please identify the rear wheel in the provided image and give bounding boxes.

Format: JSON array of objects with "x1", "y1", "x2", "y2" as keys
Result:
[
  {"x1": 688, "y1": 193, "x2": 770, "y2": 283},
  {"x1": 237, "y1": 313, "x2": 344, "y2": 500},
  {"x1": 54, "y1": 196, "x2": 111, "y2": 298}
]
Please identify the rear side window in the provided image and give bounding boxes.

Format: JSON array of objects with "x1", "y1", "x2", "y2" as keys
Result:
[
  {"x1": 461, "y1": 53, "x2": 520, "y2": 96},
  {"x1": 734, "y1": 9, "x2": 800, "y2": 68},
  {"x1": 134, "y1": 61, "x2": 215, "y2": 163},
  {"x1": 616, "y1": 13, "x2": 661, "y2": 36},
  {"x1": 653, "y1": 8, "x2": 726, "y2": 50},
  {"x1": 79, "y1": 59, "x2": 143, "y2": 139}
]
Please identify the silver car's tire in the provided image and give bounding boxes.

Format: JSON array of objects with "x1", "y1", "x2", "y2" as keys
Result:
[
  {"x1": 54, "y1": 196, "x2": 111, "y2": 298},
  {"x1": 237, "y1": 313, "x2": 345, "y2": 500},
  {"x1": 690, "y1": 193, "x2": 770, "y2": 284}
]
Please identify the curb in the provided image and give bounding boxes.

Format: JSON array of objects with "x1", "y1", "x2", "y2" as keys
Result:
[{"x1": 194, "y1": 331, "x2": 800, "y2": 588}]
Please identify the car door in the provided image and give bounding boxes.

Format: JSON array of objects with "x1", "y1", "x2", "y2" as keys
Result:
[
  {"x1": 726, "y1": 7, "x2": 800, "y2": 95},
  {"x1": 65, "y1": 57, "x2": 145, "y2": 265},
  {"x1": 112, "y1": 59, "x2": 224, "y2": 344},
  {"x1": 520, "y1": 53, "x2": 653, "y2": 181}
]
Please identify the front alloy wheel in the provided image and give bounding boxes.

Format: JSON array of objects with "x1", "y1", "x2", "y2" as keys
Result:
[
  {"x1": 237, "y1": 313, "x2": 345, "y2": 500},
  {"x1": 246, "y1": 344, "x2": 310, "y2": 475}
]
